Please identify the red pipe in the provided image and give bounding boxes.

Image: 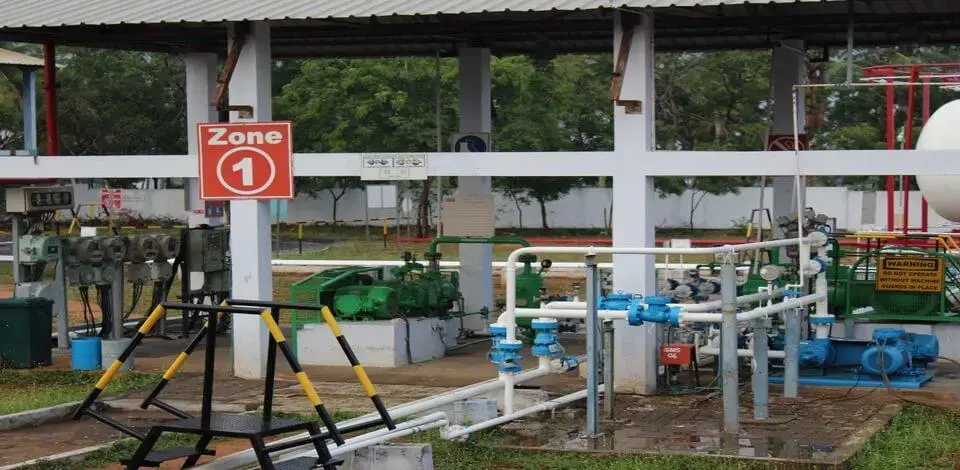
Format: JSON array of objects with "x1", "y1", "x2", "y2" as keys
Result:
[
  {"x1": 921, "y1": 79, "x2": 932, "y2": 231},
  {"x1": 885, "y1": 78, "x2": 896, "y2": 231},
  {"x1": 43, "y1": 40, "x2": 58, "y2": 156},
  {"x1": 902, "y1": 68, "x2": 918, "y2": 235}
]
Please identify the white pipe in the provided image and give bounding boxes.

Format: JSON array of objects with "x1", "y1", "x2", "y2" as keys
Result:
[
  {"x1": 263, "y1": 413, "x2": 450, "y2": 468},
  {"x1": 502, "y1": 372, "x2": 515, "y2": 415},
  {"x1": 679, "y1": 292, "x2": 826, "y2": 323},
  {"x1": 503, "y1": 237, "x2": 821, "y2": 344},
  {"x1": 541, "y1": 289, "x2": 782, "y2": 315},
  {"x1": 675, "y1": 289, "x2": 784, "y2": 312},
  {"x1": 442, "y1": 386, "x2": 603, "y2": 440},
  {"x1": 501, "y1": 308, "x2": 626, "y2": 322},
  {"x1": 329, "y1": 419, "x2": 449, "y2": 458},
  {"x1": 543, "y1": 301, "x2": 587, "y2": 309},
  {"x1": 700, "y1": 347, "x2": 786, "y2": 359}
]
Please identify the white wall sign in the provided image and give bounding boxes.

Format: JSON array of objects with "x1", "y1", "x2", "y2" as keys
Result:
[
  {"x1": 366, "y1": 185, "x2": 397, "y2": 209},
  {"x1": 360, "y1": 154, "x2": 427, "y2": 181}
]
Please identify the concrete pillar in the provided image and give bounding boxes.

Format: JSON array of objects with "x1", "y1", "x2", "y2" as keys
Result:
[
  {"x1": 611, "y1": 12, "x2": 658, "y2": 394},
  {"x1": 229, "y1": 22, "x2": 273, "y2": 379},
  {"x1": 457, "y1": 47, "x2": 493, "y2": 330},
  {"x1": 21, "y1": 69, "x2": 37, "y2": 154},
  {"x1": 771, "y1": 39, "x2": 807, "y2": 243},
  {"x1": 184, "y1": 53, "x2": 221, "y2": 226}
]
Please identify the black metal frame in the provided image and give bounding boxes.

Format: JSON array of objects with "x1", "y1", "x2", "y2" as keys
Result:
[{"x1": 72, "y1": 299, "x2": 399, "y2": 469}]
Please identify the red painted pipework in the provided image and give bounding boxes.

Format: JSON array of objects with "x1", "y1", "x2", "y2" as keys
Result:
[
  {"x1": 885, "y1": 78, "x2": 896, "y2": 232},
  {"x1": 902, "y1": 68, "x2": 918, "y2": 236},
  {"x1": 921, "y1": 79, "x2": 932, "y2": 232},
  {"x1": 43, "y1": 40, "x2": 58, "y2": 156}
]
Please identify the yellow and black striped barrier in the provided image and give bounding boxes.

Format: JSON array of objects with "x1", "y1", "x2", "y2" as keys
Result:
[
  {"x1": 138, "y1": 302, "x2": 227, "y2": 417},
  {"x1": 72, "y1": 304, "x2": 167, "y2": 424},
  {"x1": 225, "y1": 299, "x2": 398, "y2": 435},
  {"x1": 257, "y1": 308, "x2": 346, "y2": 445},
  {"x1": 319, "y1": 306, "x2": 396, "y2": 430}
]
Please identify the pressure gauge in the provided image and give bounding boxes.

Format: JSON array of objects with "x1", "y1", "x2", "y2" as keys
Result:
[{"x1": 759, "y1": 265, "x2": 782, "y2": 282}]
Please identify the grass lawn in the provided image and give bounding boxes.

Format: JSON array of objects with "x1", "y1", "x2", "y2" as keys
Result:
[
  {"x1": 27, "y1": 405, "x2": 960, "y2": 469},
  {"x1": 0, "y1": 369, "x2": 164, "y2": 416}
]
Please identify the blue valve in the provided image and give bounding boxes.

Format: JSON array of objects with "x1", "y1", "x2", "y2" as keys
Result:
[
  {"x1": 531, "y1": 319, "x2": 563, "y2": 358},
  {"x1": 626, "y1": 296, "x2": 681, "y2": 327}
]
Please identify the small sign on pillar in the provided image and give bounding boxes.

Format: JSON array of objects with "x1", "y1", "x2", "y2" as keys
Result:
[
  {"x1": 197, "y1": 122, "x2": 294, "y2": 200},
  {"x1": 766, "y1": 134, "x2": 809, "y2": 152},
  {"x1": 451, "y1": 133, "x2": 491, "y2": 152}
]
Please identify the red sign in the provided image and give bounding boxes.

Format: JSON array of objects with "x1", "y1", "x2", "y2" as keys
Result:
[
  {"x1": 767, "y1": 134, "x2": 809, "y2": 151},
  {"x1": 197, "y1": 122, "x2": 294, "y2": 200},
  {"x1": 659, "y1": 343, "x2": 694, "y2": 366},
  {"x1": 100, "y1": 188, "x2": 123, "y2": 210}
]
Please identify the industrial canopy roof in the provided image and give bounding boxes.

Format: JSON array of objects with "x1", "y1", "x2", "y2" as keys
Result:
[{"x1": 0, "y1": 0, "x2": 957, "y2": 57}]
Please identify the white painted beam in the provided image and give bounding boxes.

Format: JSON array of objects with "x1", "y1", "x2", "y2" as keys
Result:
[{"x1": 3, "y1": 149, "x2": 959, "y2": 179}]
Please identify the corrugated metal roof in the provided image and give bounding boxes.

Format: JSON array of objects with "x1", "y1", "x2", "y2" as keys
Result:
[
  {"x1": 0, "y1": 0, "x2": 840, "y2": 27},
  {"x1": 0, "y1": 48, "x2": 43, "y2": 68}
]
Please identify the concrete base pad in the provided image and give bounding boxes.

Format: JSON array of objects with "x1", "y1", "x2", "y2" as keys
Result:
[
  {"x1": 340, "y1": 443, "x2": 434, "y2": 470},
  {"x1": 297, "y1": 317, "x2": 458, "y2": 367}
]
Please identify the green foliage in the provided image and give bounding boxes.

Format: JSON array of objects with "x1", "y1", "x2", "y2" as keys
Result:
[
  {"x1": 0, "y1": 369, "x2": 163, "y2": 415},
  {"x1": 851, "y1": 405, "x2": 960, "y2": 469}
]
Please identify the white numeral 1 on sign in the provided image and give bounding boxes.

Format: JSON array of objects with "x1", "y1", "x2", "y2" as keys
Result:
[{"x1": 232, "y1": 157, "x2": 254, "y2": 186}]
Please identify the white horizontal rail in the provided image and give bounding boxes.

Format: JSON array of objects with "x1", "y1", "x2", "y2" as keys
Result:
[
  {"x1": 0, "y1": 255, "x2": 750, "y2": 272},
  {"x1": 0, "y1": 149, "x2": 957, "y2": 178}
]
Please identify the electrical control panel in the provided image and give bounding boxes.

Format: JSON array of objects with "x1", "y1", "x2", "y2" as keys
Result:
[
  {"x1": 100, "y1": 236, "x2": 127, "y2": 263},
  {"x1": 18, "y1": 235, "x2": 61, "y2": 264},
  {"x1": 64, "y1": 237, "x2": 106, "y2": 266},
  {"x1": 125, "y1": 263, "x2": 151, "y2": 283},
  {"x1": 155, "y1": 235, "x2": 181, "y2": 261},
  {"x1": 188, "y1": 227, "x2": 230, "y2": 273},
  {"x1": 150, "y1": 262, "x2": 174, "y2": 282},
  {"x1": 67, "y1": 265, "x2": 96, "y2": 285},
  {"x1": 126, "y1": 235, "x2": 160, "y2": 262},
  {"x1": 5, "y1": 185, "x2": 75, "y2": 213}
]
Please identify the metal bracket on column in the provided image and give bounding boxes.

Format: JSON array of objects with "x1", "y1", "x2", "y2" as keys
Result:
[
  {"x1": 610, "y1": 14, "x2": 642, "y2": 114},
  {"x1": 213, "y1": 22, "x2": 253, "y2": 119}
]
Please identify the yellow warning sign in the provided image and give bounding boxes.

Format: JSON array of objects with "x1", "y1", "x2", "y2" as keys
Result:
[{"x1": 876, "y1": 256, "x2": 944, "y2": 293}]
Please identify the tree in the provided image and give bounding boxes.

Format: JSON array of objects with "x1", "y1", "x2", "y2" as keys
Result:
[
  {"x1": 296, "y1": 176, "x2": 363, "y2": 225},
  {"x1": 657, "y1": 176, "x2": 750, "y2": 229},
  {"x1": 495, "y1": 178, "x2": 532, "y2": 230},
  {"x1": 275, "y1": 57, "x2": 460, "y2": 234}
]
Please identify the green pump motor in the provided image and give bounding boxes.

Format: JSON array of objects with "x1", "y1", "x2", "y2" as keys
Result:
[
  {"x1": 515, "y1": 254, "x2": 553, "y2": 338},
  {"x1": 516, "y1": 254, "x2": 552, "y2": 307},
  {"x1": 333, "y1": 285, "x2": 399, "y2": 321}
]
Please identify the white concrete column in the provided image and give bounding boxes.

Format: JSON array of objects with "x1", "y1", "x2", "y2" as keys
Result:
[
  {"x1": 184, "y1": 53, "x2": 221, "y2": 226},
  {"x1": 457, "y1": 47, "x2": 493, "y2": 330},
  {"x1": 229, "y1": 22, "x2": 273, "y2": 379},
  {"x1": 611, "y1": 12, "x2": 658, "y2": 394},
  {"x1": 771, "y1": 40, "x2": 806, "y2": 242}
]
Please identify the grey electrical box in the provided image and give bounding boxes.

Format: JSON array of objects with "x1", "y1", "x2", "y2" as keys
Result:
[
  {"x1": 18, "y1": 235, "x2": 61, "y2": 264},
  {"x1": 5, "y1": 185, "x2": 75, "y2": 213},
  {"x1": 64, "y1": 237, "x2": 105, "y2": 266},
  {"x1": 188, "y1": 228, "x2": 230, "y2": 273},
  {"x1": 100, "y1": 237, "x2": 127, "y2": 263}
]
